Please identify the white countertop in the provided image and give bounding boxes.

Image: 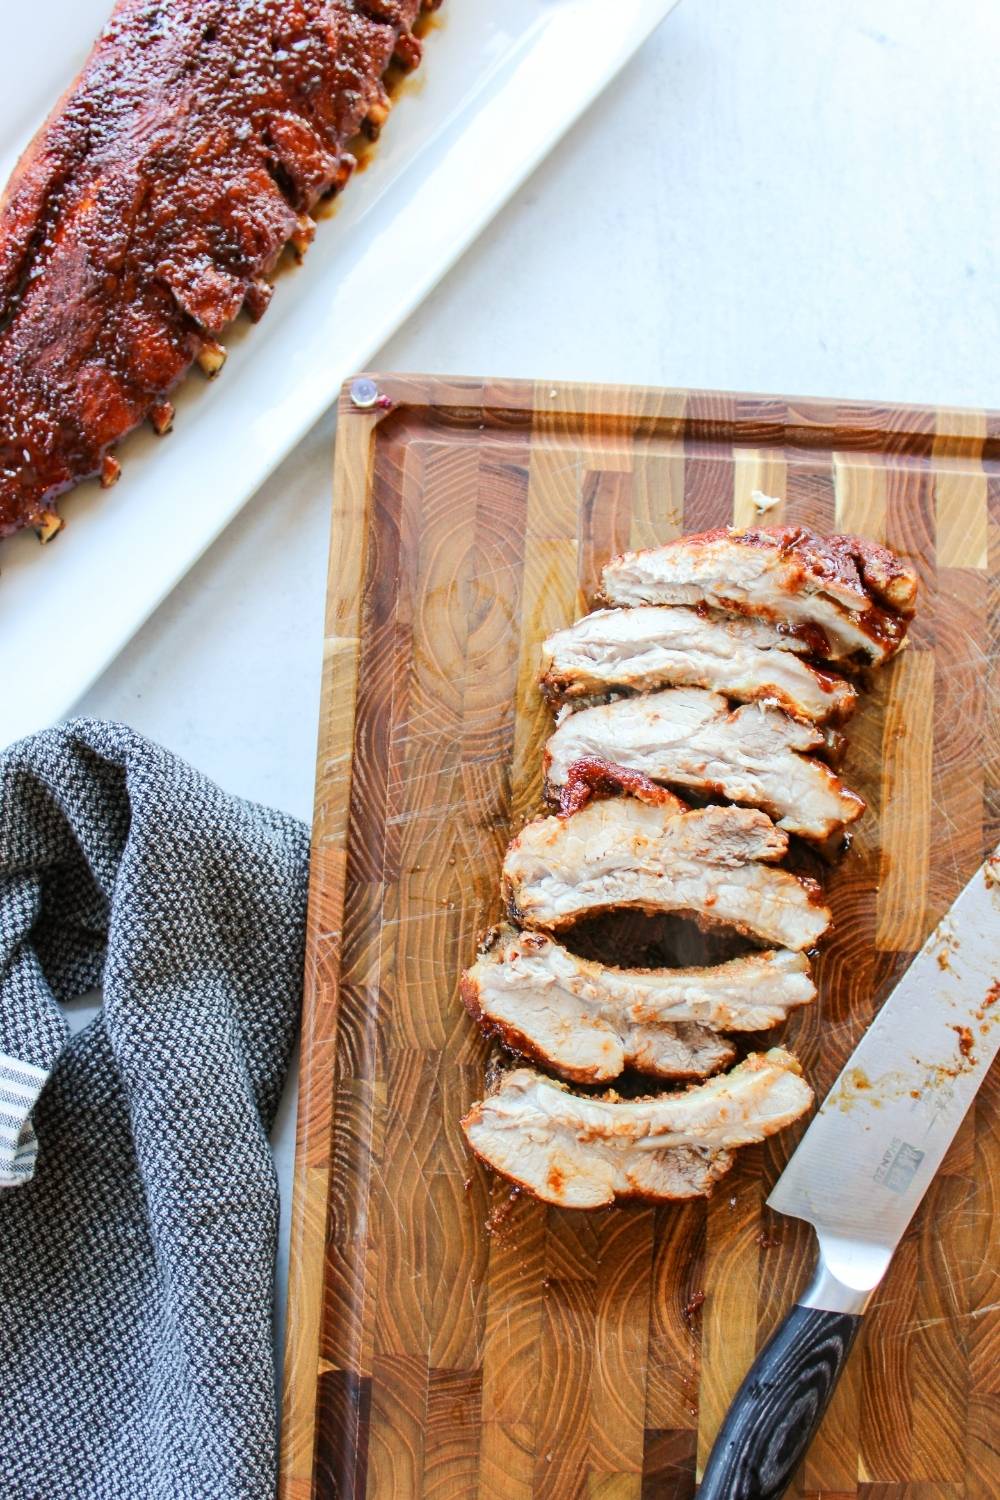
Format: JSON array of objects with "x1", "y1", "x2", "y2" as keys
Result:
[{"x1": 71, "y1": 0, "x2": 1000, "y2": 1381}]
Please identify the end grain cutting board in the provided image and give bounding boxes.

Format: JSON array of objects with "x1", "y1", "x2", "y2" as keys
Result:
[{"x1": 280, "y1": 376, "x2": 999, "y2": 1500}]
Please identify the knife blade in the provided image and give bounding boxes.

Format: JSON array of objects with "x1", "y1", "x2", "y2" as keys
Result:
[{"x1": 699, "y1": 848, "x2": 1000, "y2": 1500}]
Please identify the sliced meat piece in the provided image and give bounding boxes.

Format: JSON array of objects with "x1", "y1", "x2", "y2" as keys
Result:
[
  {"x1": 601, "y1": 526, "x2": 918, "y2": 663},
  {"x1": 464, "y1": 924, "x2": 816, "y2": 1082},
  {"x1": 461, "y1": 1048, "x2": 813, "y2": 1208},
  {"x1": 540, "y1": 607, "x2": 857, "y2": 725},
  {"x1": 463, "y1": 924, "x2": 738, "y2": 1083},
  {"x1": 471, "y1": 923, "x2": 814, "y2": 1038},
  {"x1": 502, "y1": 788, "x2": 831, "y2": 950},
  {"x1": 544, "y1": 688, "x2": 865, "y2": 841}
]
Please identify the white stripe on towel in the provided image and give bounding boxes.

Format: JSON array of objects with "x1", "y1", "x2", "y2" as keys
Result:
[{"x1": 0, "y1": 1052, "x2": 49, "y2": 1188}]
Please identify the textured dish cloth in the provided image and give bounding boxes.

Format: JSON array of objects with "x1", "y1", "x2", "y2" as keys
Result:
[{"x1": 0, "y1": 720, "x2": 309, "y2": 1500}]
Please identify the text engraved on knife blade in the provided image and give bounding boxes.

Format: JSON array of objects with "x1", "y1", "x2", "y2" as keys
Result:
[{"x1": 873, "y1": 1138, "x2": 925, "y2": 1194}]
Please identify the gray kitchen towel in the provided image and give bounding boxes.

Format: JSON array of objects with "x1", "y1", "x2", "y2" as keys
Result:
[{"x1": 0, "y1": 719, "x2": 310, "y2": 1500}]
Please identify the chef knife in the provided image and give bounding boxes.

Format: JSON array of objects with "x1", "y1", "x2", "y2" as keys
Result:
[{"x1": 699, "y1": 848, "x2": 1000, "y2": 1500}]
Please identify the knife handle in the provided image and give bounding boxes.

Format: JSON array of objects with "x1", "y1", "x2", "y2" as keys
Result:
[{"x1": 697, "y1": 1303, "x2": 862, "y2": 1500}]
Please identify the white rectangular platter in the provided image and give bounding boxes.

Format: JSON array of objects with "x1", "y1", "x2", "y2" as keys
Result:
[{"x1": 0, "y1": 0, "x2": 679, "y2": 744}]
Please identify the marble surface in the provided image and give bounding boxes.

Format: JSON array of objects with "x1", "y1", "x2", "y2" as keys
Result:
[{"x1": 69, "y1": 0, "x2": 1000, "y2": 1384}]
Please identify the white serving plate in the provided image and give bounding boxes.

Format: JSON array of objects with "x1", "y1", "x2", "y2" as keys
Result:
[{"x1": 0, "y1": 0, "x2": 679, "y2": 743}]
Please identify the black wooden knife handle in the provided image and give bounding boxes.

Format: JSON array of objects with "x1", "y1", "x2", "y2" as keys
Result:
[{"x1": 697, "y1": 1303, "x2": 861, "y2": 1500}]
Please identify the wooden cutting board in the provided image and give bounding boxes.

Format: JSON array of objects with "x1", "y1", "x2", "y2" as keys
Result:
[{"x1": 280, "y1": 375, "x2": 999, "y2": 1500}]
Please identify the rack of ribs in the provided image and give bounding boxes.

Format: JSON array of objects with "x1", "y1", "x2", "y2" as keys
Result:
[{"x1": 0, "y1": 0, "x2": 435, "y2": 540}]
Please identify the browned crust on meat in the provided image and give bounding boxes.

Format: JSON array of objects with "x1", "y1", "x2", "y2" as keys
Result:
[
  {"x1": 0, "y1": 0, "x2": 432, "y2": 538},
  {"x1": 460, "y1": 992, "x2": 598, "y2": 1084},
  {"x1": 818, "y1": 727, "x2": 849, "y2": 767},
  {"x1": 539, "y1": 673, "x2": 581, "y2": 707},
  {"x1": 813, "y1": 768, "x2": 866, "y2": 826},
  {"x1": 557, "y1": 757, "x2": 686, "y2": 816}
]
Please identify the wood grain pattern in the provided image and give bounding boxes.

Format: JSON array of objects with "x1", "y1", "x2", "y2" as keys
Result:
[{"x1": 280, "y1": 377, "x2": 1000, "y2": 1499}]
